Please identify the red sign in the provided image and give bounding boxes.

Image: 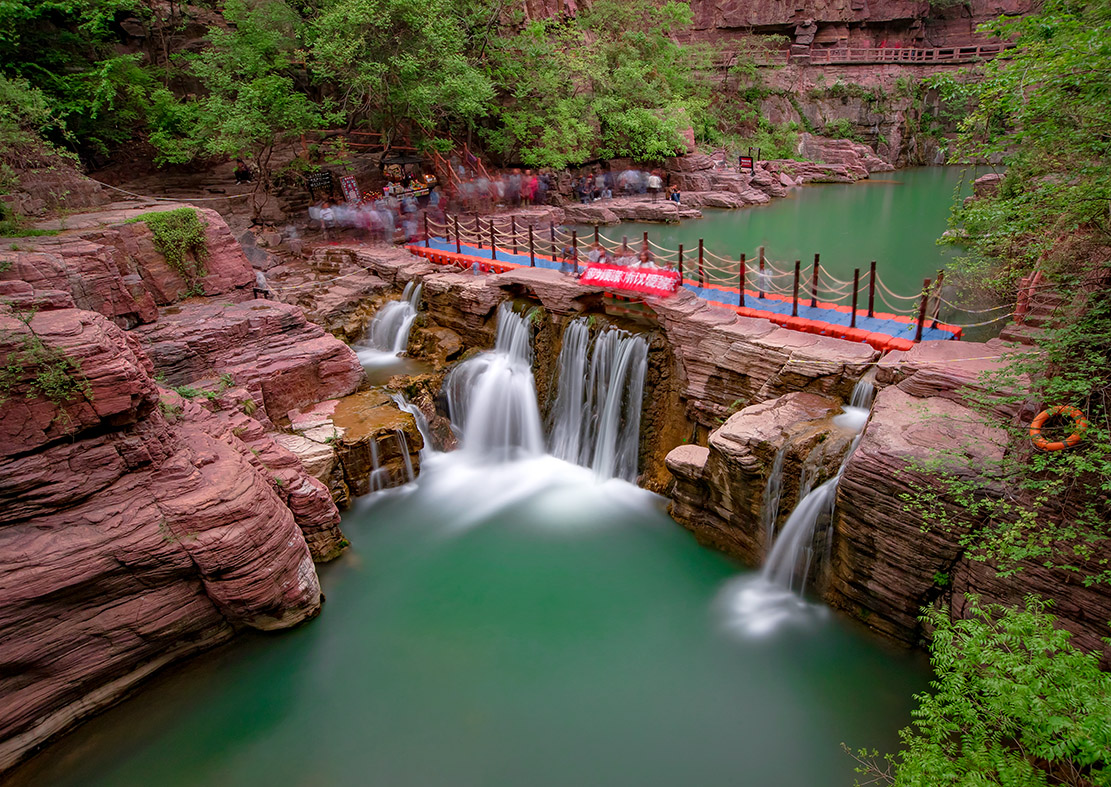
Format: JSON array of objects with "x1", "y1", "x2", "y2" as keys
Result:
[
  {"x1": 580, "y1": 263, "x2": 681, "y2": 297},
  {"x1": 339, "y1": 174, "x2": 360, "y2": 203},
  {"x1": 739, "y1": 156, "x2": 754, "y2": 172}
]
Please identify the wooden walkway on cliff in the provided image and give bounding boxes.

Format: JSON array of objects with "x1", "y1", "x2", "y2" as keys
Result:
[
  {"x1": 745, "y1": 43, "x2": 1010, "y2": 66},
  {"x1": 410, "y1": 216, "x2": 963, "y2": 352}
]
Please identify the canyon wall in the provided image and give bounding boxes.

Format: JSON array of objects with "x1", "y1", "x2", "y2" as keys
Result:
[
  {"x1": 0, "y1": 203, "x2": 390, "y2": 772},
  {"x1": 668, "y1": 338, "x2": 1111, "y2": 662}
]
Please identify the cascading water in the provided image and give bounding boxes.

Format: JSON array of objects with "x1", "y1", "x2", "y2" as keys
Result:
[
  {"x1": 719, "y1": 377, "x2": 875, "y2": 636},
  {"x1": 761, "y1": 445, "x2": 788, "y2": 544},
  {"x1": 355, "y1": 281, "x2": 422, "y2": 363},
  {"x1": 395, "y1": 430, "x2": 415, "y2": 483},
  {"x1": 548, "y1": 318, "x2": 649, "y2": 482},
  {"x1": 443, "y1": 303, "x2": 545, "y2": 461},
  {"x1": 390, "y1": 393, "x2": 434, "y2": 453}
]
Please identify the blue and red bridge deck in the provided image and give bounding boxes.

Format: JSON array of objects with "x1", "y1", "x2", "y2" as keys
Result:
[{"x1": 409, "y1": 238, "x2": 962, "y2": 352}]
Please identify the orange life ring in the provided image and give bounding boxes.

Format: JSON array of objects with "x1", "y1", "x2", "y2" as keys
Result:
[{"x1": 1029, "y1": 405, "x2": 1088, "y2": 451}]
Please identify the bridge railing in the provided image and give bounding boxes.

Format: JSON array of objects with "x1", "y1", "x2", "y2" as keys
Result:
[
  {"x1": 805, "y1": 43, "x2": 1009, "y2": 65},
  {"x1": 422, "y1": 214, "x2": 980, "y2": 344}
]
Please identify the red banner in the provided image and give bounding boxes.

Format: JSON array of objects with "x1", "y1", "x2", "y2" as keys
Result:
[{"x1": 580, "y1": 263, "x2": 681, "y2": 297}]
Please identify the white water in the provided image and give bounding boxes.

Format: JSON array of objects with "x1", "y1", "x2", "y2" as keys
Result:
[
  {"x1": 721, "y1": 378, "x2": 875, "y2": 636},
  {"x1": 443, "y1": 303, "x2": 546, "y2": 462},
  {"x1": 761, "y1": 445, "x2": 788, "y2": 544},
  {"x1": 355, "y1": 281, "x2": 422, "y2": 364},
  {"x1": 390, "y1": 393, "x2": 434, "y2": 453},
  {"x1": 548, "y1": 318, "x2": 649, "y2": 482}
]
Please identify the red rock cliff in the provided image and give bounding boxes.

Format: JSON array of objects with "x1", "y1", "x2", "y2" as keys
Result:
[{"x1": 0, "y1": 307, "x2": 323, "y2": 773}]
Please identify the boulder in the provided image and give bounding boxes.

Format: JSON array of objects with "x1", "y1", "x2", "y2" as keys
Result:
[
  {"x1": 667, "y1": 392, "x2": 845, "y2": 565},
  {"x1": 1, "y1": 204, "x2": 255, "y2": 328}
]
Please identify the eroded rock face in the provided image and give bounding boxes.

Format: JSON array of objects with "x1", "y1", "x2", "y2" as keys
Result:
[
  {"x1": 2, "y1": 203, "x2": 255, "y2": 328},
  {"x1": 0, "y1": 308, "x2": 321, "y2": 774},
  {"x1": 650, "y1": 290, "x2": 878, "y2": 427},
  {"x1": 827, "y1": 386, "x2": 1009, "y2": 642},
  {"x1": 133, "y1": 299, "x2": 364, "y2": 426},
  {"x1": 667, "y1": 392, "x2": 845, "y2": 564}
]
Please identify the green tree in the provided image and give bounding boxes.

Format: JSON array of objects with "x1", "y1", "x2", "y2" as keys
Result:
[
  {"x1": 483, "y1": 0, "x2": 711, "y2": 167},
  {"x1": 309, "y1": 0, "x2": 494, "y2": 149},
  {"x1": 946, "y1": 0, "x2": 1111, "y2": 280},
  {"x1": 150, "y1": 0, "x2": 332, "y2": 215},
  {"x1": 0, "y1": 0, "x2": 157, "y2": 160},
  {"x1": 847, "y1": 597, "x2": 1111, "y2": 786}
]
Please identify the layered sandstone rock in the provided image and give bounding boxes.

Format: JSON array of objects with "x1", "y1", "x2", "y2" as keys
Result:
[
  {"x1": 284, "y1": 393, "x2": 424, "y2": 503},
  {"x1": 668, "y1": 392, "x2": 846, "y2": 563},
  {"x1": 4, "y1": 203, "x2": 255, "y2": 328},
  {"x1": 133, "y1": 299, "x2": 364, "y2": 427},
  {"x1": 0, "y1": 307, "x2": 322, "y2": 774}
]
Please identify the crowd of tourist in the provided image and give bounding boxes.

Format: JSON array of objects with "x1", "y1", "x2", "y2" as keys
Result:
[
  {"x1": 308, "y1": 187, "x2": 445, "y2": 244},
  {"x1": 570, "y1": 169, "x2": 678, "y2": 203},
  {"x1": 305, "y1": 163, "x2": 683, "y2": 247}
]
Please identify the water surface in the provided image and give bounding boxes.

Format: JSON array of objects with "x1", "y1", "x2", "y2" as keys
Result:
[
  {"x1": 580, "y1": 166, "x2": 997, "y2": 333},
  {"x1": 15, "y1": 455, "x2": 927, "y2": 787}
]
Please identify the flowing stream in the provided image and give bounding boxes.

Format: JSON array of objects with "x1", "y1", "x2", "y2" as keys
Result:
[{"x1": 355, "y1": 282, "x2": 432, "y2": 385}]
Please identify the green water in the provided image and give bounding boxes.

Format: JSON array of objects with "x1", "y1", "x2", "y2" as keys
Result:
[
  {"x1": 14, "y1": 454, "x2": 927, "y2": 787},
  {"x1": 586, "y1": 166, "x2": 989, "y2": 316}
]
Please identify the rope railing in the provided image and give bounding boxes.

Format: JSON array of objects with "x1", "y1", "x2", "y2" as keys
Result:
[{"x1": 423, "y1": 214, "x2": 1012, "y2": 339}]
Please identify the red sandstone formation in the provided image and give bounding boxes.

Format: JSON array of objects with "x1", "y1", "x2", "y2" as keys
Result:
[
  {"x1": 133, "y1": 299, "x2": 364, "y2": 427},
  {"x1": 9, "y1": 203, "x2": 256, "y2": 328},
  {"x1": 0, "y1": 308, "x2": 322, "y2": 773},
  {"x1": 0, "y1": 203, "x2": 384, "y2": 772}
]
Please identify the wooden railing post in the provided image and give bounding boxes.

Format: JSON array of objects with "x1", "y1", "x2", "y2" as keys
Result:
[
  {"x1": 528, "y1": 225, "x2": 535, "y2": 267},
  {"x1": 698, "y1": 239, "x2": 705, "y2": 286},
  {"x1": 511, "y1": 216, "x2": 517, "y2": 255},
  {"x1": 810, "y1": 253, "x2": 819, "y2": 308},
  {"x1": 850, "y1": 268, "x2": 860, "y2": 329},
  {"x1": 550, "y1": 222, "x2": 556, "y2": 260},
  {"x1": 572, "y1": 231, "x2": 578, "y2": 275},
  {"x1": 454, "y1": 216, "x2": 461, "y2": 254},
  {"x1": 914, "y1": 278, "x2": 932, "y2": 342},
  {"x1": 758, "y1": 246, "x2": 766, "y2": 299},
  {"x1": 868, "y1": 260, "x2": 877, "y2": 318},
  {"x1": 739, "y1": 253, "x2": 746, "y2": 308},
  {"x1": 594, "y1": 226, "x2": 599, "y2": 246},
  {"x1": 791, "y1": 260, "x2": 801, "y2": 317},
  {"x1": 423, "y1": 214, "x2": 430, "y2": 247},
  {"x1": 475, "y1": 215, "x2": 482, "y2": 249},
  {"x1": 489, "y1": 219, "x2": 496, "y2": 259},
  {"x1": 931, "y1": 270, "x2": 944, "y2": 328},
  {"x1": 677, "y1": 244, "x2": 684, "y2": 281}
]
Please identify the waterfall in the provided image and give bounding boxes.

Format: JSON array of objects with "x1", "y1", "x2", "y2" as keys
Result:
[
  {"x1": 761, "y1": 445, "x2": 788, "y2": 543},
  {"x1": 368, "y1": 439, "x2": 390, "y2": 492},
  {"x1": 357, "y1": 281, "x2": 422, "y2": 359},
  {"x1": 443, "y1": 303, "x2": 545, "y2": 461},
  {"x1": 760, "y1": 476, "x2": 839, "y2": 593},
  {"x1": 835, "y1": 376, "x2": 875, "y2": 432},
  {"x1": 548, "y1": 318, "x2": 649, "y2": 482},
  {"x1": 759, "y1": 396, "x2": 871, "y2": 595},
  {"x1": 390, "y1": 393, "x2": 434, "y2": 453},
  {"x1": 720, "y1": 382, "x2": 876, "y2": 636},
  {"x1": 395, "y1": 430, "x2": 415, "y2": 483}
]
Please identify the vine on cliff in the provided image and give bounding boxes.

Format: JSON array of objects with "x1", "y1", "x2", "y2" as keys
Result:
[{"x1": 127, "y1": 208, "x2": 209, "y2": 297}]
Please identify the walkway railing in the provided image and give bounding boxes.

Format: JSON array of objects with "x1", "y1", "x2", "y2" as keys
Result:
[
  {"x1": 804, "y1": 44, "x2": 1009, "y2": 65},
  {"x1": 419, "y1": 214, "x2": 1006, "y2": 346}
]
